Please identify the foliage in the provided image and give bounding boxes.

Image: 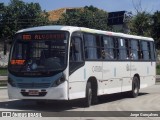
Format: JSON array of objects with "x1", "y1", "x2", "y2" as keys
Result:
[
  {"x1": 156, "y1": 64, "x2": 160, "y2": 75},
  {"x1": 0, "y1": 68, "x2": 8, "y2": 76},
  {"x1": 1, "y1": 0, "x2": 160, "y2": 48},
  {"x1": 128, "y1": 11, "x2": 152, "y2": 37},
  {"x1": 56, "y1": 5, "x2": 109, "y2": 31},
  {"x1": 151, "y1": 11, "x2": 160, "y2": 48},
  {"x1": 0, "y1": 0, "x2": 50, "y2": 41},
  {"x1": 0, "y1": 3, "x2": 5, "y2": 40},
  {"x1": 128, "y1": 10, "x2": 160, "y2": 49}
]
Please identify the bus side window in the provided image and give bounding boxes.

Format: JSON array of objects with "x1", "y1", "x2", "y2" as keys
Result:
[
  {"x1": 118, "y1": 38, "x2": 128, "y2": 60},
  {"x1": 84, "y1": 34, "x2": 101, "y2": 60},
  {"x1": 130, "y1": 39, "x2": 139, "y2": 60},
  {"x1": 70, "y1": 37, "x2": 83, "y2": 62},
  {"x1": 114, "y1": 38, "x2": 119, "y2": 60},
  {"x1": 141, "y1": 41, "x2": 149, "y2": 60},
  {"x1": 102, "y1": 36, "x2": 114, "y2": 60},
  {"x1": 149, "y1": 42, "x2": 155, "y2": 60},
  {"x1": 138, "y1": 40, "x2": 142, "y2": 60},
  {"x1": 69, "y1": 34, "x2": 84, "y2": 75}
]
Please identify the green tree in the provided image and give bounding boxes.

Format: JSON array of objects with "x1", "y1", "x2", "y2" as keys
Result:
[
  {"x1": 0, "y1": 3, "x2": 4, "y2": 22},
  {"x1": 0, "y1": 0, "x2": 49, "y2": 40},
  {"x1": 0, "y1": 3, "x2": 5, "y2": 41},
  {"x1": 56, "y1": 5, "x2": 109, "y2": 31},
  {"x1": 129, "y1": 11, "x2": 152, "y2": 37},
  {"x1": 151, "y1": 11, "x2": 160, "y2": 48}
]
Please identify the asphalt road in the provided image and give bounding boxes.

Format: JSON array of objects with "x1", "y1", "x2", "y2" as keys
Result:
[{"x1": 0, "y1": 84, "x2": 160, "y2": 120}]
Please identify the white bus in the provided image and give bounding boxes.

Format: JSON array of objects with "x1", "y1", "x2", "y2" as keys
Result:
[{"x1": 8, "y1": 25, "x2": 156, "y2": 107}]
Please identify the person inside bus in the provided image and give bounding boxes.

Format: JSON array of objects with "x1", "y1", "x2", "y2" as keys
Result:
[
  {"x1": 40, "y1": 50, "x2": 61, "y2": 69},
  {"x1": 130, "y1": 51, "x2": 138, "y2": 60},
  {"x1": 105, "y1": 50, "x2": 114, "y2": 59}
]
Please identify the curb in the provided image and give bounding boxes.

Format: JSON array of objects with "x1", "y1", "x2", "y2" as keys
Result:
[{"x1": 0, "y1": 87, "x2": 7, "y2": 89}]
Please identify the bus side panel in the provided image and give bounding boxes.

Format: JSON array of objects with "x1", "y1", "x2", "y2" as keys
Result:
[
  {"x1": 68, "y1": 62, "x2": 103, "y2": 100},
  {"x1": 130, "y1": 62, "x2": 156, "y2": 89},
  {"x1": 103, "y1": 62, "x2": 131, "y2": 94},
  {"x1": 68, "y1": 66, "x2": 86, "y2": 99},
  {"x1": 130, "y1": 62, "x2": 146, "y2": 88},
  {"x1": 85, "y1": 62, "x2": 103, "y2": 96},
  {"x1": 117, "y1": 62, "x2": 132, "y2": 92}
]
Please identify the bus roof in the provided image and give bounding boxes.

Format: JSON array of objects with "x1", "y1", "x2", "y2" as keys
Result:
[
  {"x1": 17, "y1": 25, "x2": 154, "y2": 41},
  {"x1": 80, "y1": 27, "x2": 154, "y2": 41},
  {"x1": 17, "y1": 25, "x2": 80, "y2": 33}
]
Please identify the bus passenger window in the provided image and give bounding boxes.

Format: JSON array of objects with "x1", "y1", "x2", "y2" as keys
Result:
[
  {"x1": 84, "y1": 34, "x2": 101, "y2": 60},
  {"x1": 118, "y1": 38, "x2": 128, "y2": 60},
  {"x1": 141, "y1": 41, "x2": 149, "y2": 60},
  {"x1": 102, "y1": 36, "x2": 114, "y2": 60},
  {"x1": 130, "y1": 40, "x2": 139, "y2": 60},
  {"x1": 70, "y1": 37, "x2": 83, "y2": 62},
  {"x1": 149, "y1": 42, "x2": 155, "y2": 60}
]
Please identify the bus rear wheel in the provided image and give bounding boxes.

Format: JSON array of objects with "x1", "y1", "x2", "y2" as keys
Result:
[{"x1": 129, "y1": 76, "x2": 139, "y2": 98}]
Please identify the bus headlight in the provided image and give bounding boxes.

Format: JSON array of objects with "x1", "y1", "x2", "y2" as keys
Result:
[
  {"x1": 52, "y1": 74, "x2": 66, "y2": 87},
  {"x1": 8, "y1": 77, "x2": 16, "y2": 87}
]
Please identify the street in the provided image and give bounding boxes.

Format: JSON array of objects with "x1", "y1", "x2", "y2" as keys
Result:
[{"x1": 0, "y1": 84, "x2": 160, "y2": 120}]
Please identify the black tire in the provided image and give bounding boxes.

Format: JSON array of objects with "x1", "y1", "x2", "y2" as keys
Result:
[
  {"x1": 92, "y1": 87, "x2": 98, "y2": 105},
  {"x1": 129, "y1": 76, "x2": 140, "y2": 98},
  {"x1": 84, "y1": 82, "x2": 92, "y2": 107}
]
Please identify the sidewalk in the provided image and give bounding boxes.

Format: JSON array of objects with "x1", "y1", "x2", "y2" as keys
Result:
[{"x1": 0, "y1": 86, "x2": 7, "y2": 89}]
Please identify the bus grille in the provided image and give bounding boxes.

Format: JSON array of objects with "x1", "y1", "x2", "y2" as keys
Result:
[{"x1": 17, "y1": 83, "x2": 51, "y2": 88}]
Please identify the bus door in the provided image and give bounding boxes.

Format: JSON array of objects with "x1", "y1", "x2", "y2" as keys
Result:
[
  {"x1": 68, "y1": 32, "x2": 85, "y2": 99},
  {"x1": 102, "y1": 36, "x2": 122, "y2": 94}
]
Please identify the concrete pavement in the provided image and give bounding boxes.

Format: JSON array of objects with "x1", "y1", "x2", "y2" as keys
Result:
[{"x1": 0, "y1": 85, "x2": 160, "y2": 120}]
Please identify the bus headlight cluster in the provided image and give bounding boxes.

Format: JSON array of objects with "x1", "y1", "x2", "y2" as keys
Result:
[
  {"x1": 8, "y1": 77, "x2": 16, "y2": 87},
  {"x1": 52, "y1": 74, "x2": 66, "y2": 87}
]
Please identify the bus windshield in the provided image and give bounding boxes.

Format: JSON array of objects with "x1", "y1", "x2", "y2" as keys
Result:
[{"x1": 9, "y1": 31, "x2": 69, "y2": 76}]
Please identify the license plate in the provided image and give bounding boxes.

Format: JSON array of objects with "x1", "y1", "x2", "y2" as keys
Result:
[{"x1": 28, "y1": 90, "x2": 39, "y2": 95}]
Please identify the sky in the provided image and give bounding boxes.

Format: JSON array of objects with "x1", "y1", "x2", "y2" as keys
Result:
[{"x1": 1, "y1": 0, "x2": 160, "y2": 13}]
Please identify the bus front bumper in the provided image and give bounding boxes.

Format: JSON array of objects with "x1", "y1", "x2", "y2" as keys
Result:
[{"x1": 8, "y1": 81, "x2": 68, "y2": 100}]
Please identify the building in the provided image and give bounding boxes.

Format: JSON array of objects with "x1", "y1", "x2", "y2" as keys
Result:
[
  {"x1": 48, "y1": 8, "x2": 132, "y2": 33},
  {"x1": 107, "y1": 11, "x2": 133, "y2": 33}
]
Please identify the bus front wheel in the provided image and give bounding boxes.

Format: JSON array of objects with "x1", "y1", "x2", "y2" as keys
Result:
[{"x1": 84, "y1": 82, "x2": 92, "y2": 107}]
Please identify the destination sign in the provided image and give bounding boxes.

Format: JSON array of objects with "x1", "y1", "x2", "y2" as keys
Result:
[{"x1": 16, "y1": 33, "x2": 66, "y2": 40}]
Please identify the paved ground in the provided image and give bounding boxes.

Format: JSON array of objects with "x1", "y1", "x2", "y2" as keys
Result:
[{"x1": 0, "y1": 84, "x2": 160, "y2": 120}]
